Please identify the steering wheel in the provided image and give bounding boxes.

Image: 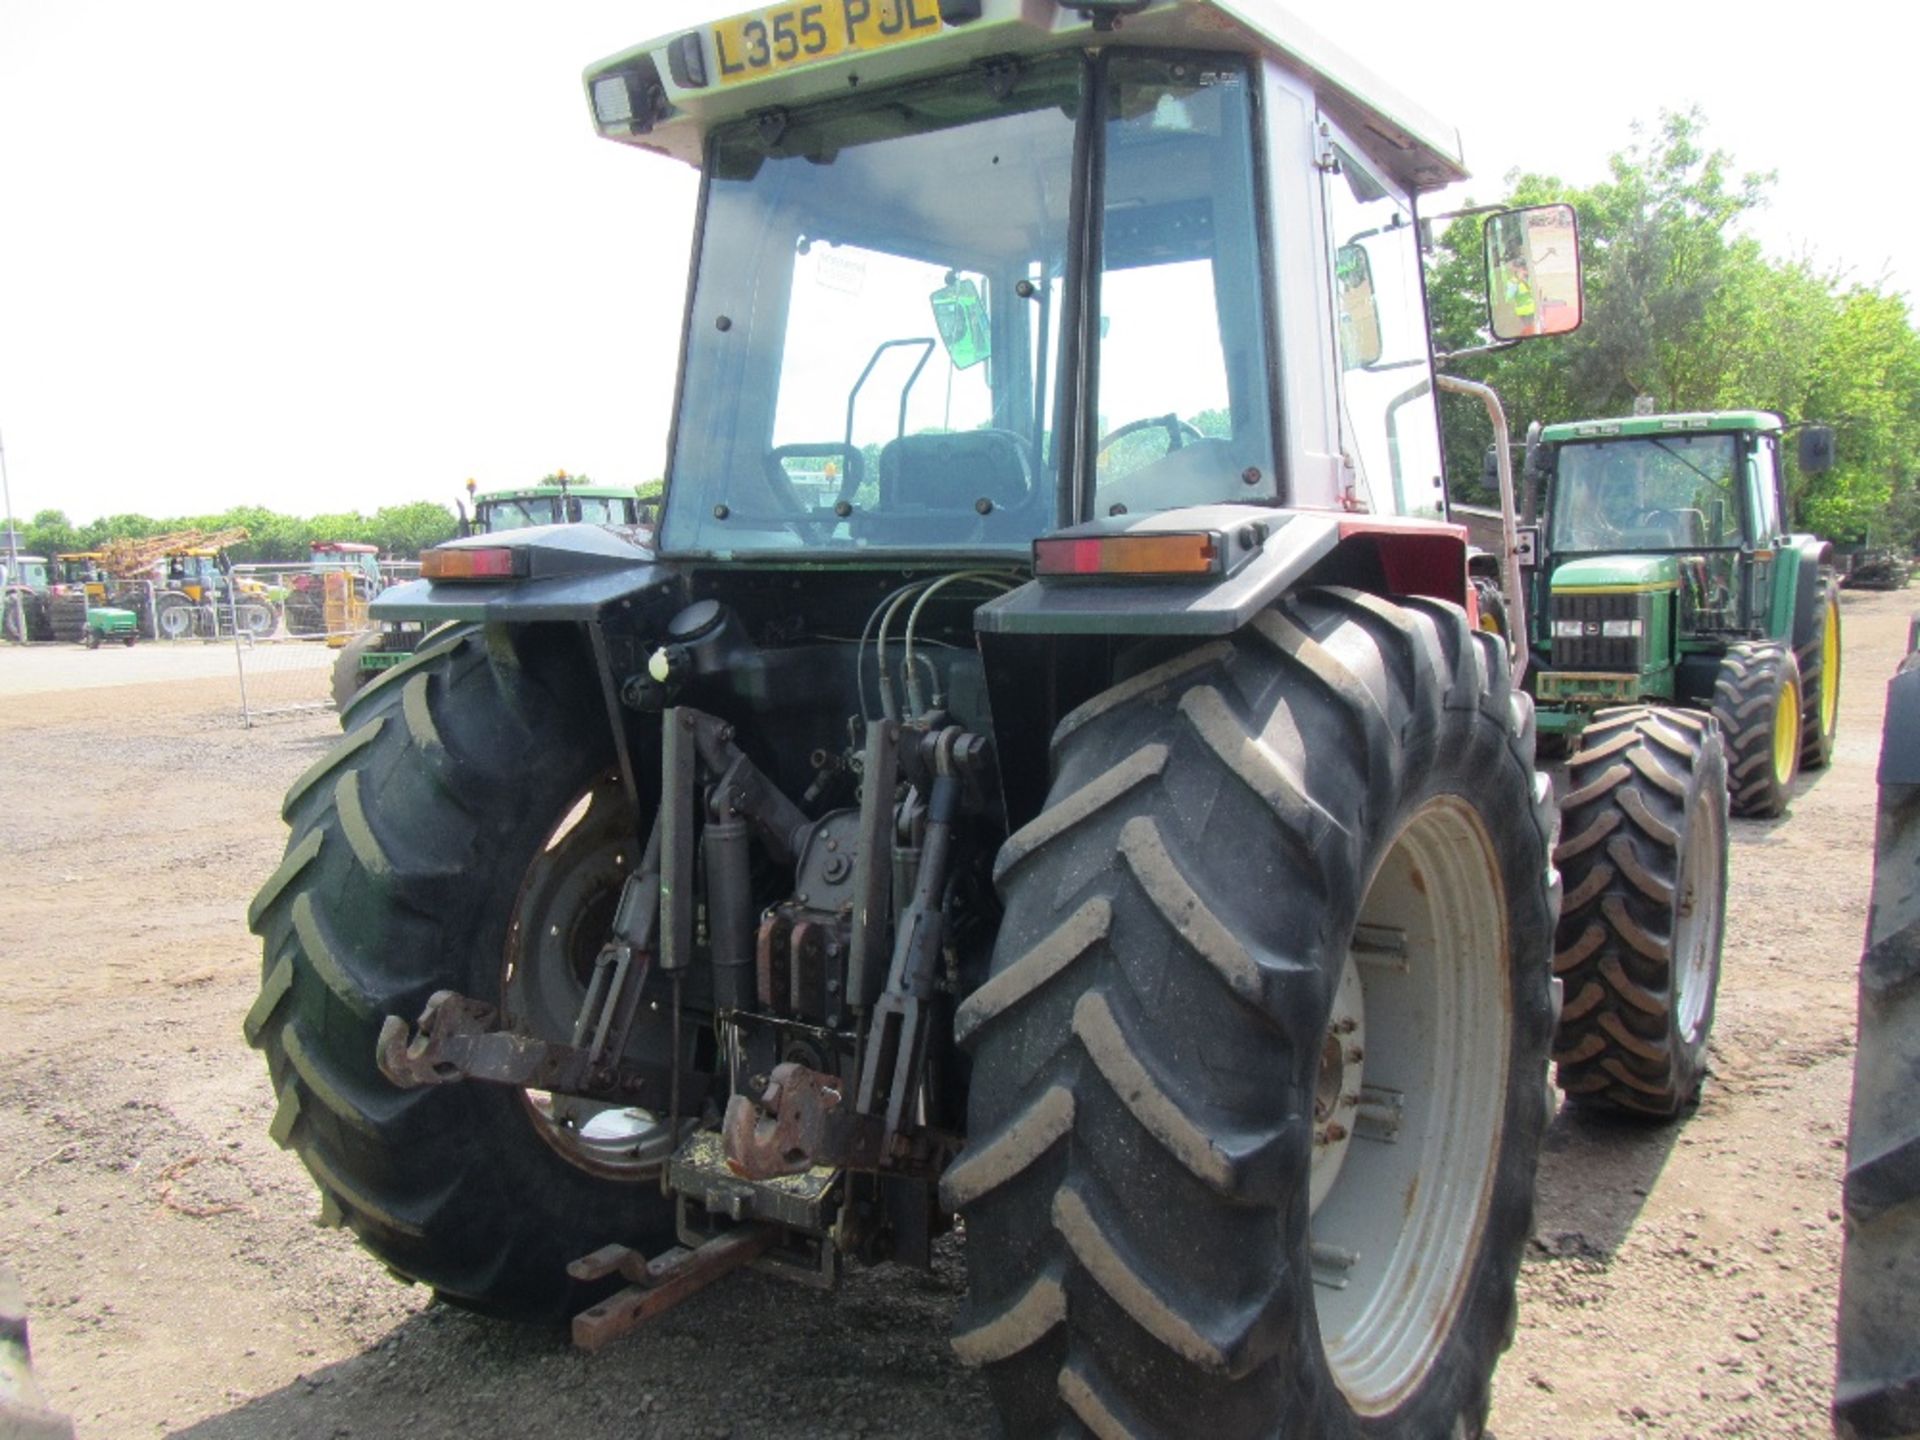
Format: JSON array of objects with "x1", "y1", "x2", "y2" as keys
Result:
[{"x1": 1097, "y1": 412, "x2": 1207, "y2": 460}]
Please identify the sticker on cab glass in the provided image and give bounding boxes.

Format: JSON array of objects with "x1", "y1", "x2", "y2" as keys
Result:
[{"x1": 711, "y1": 0, "x2": 945, "y2": 86}]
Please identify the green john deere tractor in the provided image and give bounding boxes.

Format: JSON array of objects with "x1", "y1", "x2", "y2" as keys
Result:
[
  {"x1": 1511, "y1": 411, "x2": 1838, "y2": 1117},
  {"x1": 1525, "y1": 410, "x2": 1840, "y2": 817},
  {"x1": 335, "y1": 475, "x2": 657, "y2": 703}
]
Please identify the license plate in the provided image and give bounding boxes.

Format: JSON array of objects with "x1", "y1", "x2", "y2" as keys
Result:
[{"x1": 710, "y1": 0, "x2": 945, "y2": 87}]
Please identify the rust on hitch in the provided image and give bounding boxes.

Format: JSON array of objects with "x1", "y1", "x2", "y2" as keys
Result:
[
  {"x1": 721, "y1": 1062, "x2": 883, "y2": 1179},
  {"x1": 376, "y1": 988, "x2": 708, "y2": 1112},
  {"x1": 570, "y1": 1224, "x2": 776, "y2": 1352}
]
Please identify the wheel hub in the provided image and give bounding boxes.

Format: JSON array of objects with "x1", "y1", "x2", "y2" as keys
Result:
[
  {"x1": 1309, "y1": 952, "x2": 1365, "y2": 1214},
  {"x1": 1311, "y1": 797, "x2": 1510, "y2": 1416}
]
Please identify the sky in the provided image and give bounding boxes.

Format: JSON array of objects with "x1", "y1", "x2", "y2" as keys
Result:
[{"x1": 0, "y1": 0, "x2": 1912, "y2": 527}]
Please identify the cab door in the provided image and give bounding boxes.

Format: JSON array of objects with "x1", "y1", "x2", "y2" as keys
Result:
[{"x1": 1742, "y1": 434, "x2": 1784, "y2": 628}]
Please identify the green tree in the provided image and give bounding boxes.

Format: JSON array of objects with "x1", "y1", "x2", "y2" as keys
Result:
[{"x1": 1428, "y1": 108, "x2": 1920, "y2": 548}]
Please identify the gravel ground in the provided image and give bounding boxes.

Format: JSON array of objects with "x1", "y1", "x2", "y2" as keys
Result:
[{"x1": 0, "y1": 587, "x2": 1909, "y2": 1439}]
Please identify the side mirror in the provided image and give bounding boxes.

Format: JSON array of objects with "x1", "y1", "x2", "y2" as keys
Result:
[
  {"x1": 1798, "y1": 425, "x2": 1836, "y2": 475},
  {"x1": 1334, "y1": 243, "x2": 1384, "y2": 368},
  {"x1": 929, "y1": 279, "x2": 991, "y2": 370},
  {"x1": 1483, "y1": 203, "x2": 1583, "y2": 341}
]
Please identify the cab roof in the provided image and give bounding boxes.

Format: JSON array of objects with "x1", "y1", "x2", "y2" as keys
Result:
[
  {"x1": 477, "y1": 484, "x2": 636, "y2": 502},
  {"x1": 1542, "y1": 411, "x2": 1784, "y2": 443},
  {"x1": 585, "y1": 0, "x2": 1468, "y2": 193}
]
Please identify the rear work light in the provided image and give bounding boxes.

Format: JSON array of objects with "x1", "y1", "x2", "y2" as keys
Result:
[
  {"x1": 1033, "y1": 532, "x2": 1222, "y2": 579},
  {"x1": 421, "y1": 546, "x2": 526, "y2": 582}
]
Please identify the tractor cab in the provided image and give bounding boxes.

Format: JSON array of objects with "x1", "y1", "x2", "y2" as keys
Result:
[
  {"x1": 4, "y1": 555, "x2": 50, "y2": 591},
  {"x1": 469, "y1": 480, "x2": 649, "y2": 534},
  {"x1": 54, "y1": 553, "x2": 110, "y2": 598},
  {"x1": 580, "y1": 1, "x2": 1573, "y2": 561}
]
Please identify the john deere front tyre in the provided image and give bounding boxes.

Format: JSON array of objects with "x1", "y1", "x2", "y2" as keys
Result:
[
  {"x1": 1796, "y1": 571, "x2": 1842, "y2": 771},
  {"x1": 1712, "y1": 640, "x2": 1802, "y2": 818},
  {"x1": 329, "y1": 632, "x2": 378, "y2": 711},
  {"x1": 950, "y1": 589, "x2": 1557, "y2": 1439},
  {"x1": 245, "y1": 624, "x2": 679, "y2": 1317},
  {"x1": 1551, "y1": 707, "x2": 1729, "y2": 1118}
]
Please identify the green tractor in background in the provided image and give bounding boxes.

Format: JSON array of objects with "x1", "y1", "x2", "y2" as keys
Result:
[
  {"x1": 1513, "y1": 410, "x2": 1838, "y2": 1115},
  {"x1": 1525, "y1": 410, "x2": 1840, "y2": 815},
  {"x1": 335, "y1": 475, "x2": 658, "y2": 704}
]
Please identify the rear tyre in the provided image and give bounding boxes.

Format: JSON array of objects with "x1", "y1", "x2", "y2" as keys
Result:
[
  {"x1": 236, "y1": 600, "x2": 277, "y2": 638},
  {"x1": 1551, "y1": 707, "x2": 1729, "y2": 1118},
  {"x1": 330, "y1": 632, "x2": 378, "y2": 711},
  {"x1": 285, "y1": 594, "x2": 326, "y2": 637},
  {"x1": 245, "y1": 624, "x2": 679, "y2": 1317},
  {"x1": 155, "y1": 594, "x2": 196, "y2": 641},
  {"x1": 950, "y1": 588, "x2": 1557, "y2": 1439},
  {"x1": 1711, "y1": 640, "x2": 1801, "y2": 818},
  {"x1": 1471, "y1": 574, "x2": 1510, "y2": 648},
  {"x1": 1833, "y1": 647, "x2": 1920, "y2": 1438},
  {"x1": 1796, "y1": 571, "x2": 1841, "y2": 771}
]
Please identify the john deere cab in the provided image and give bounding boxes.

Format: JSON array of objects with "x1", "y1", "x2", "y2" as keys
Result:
[
  {"x1": 1525, "y1": 410, "x2": 1840, "y2": 817},
  {"x1": 250, "y1": 5, "x2": 1585, "y2": 1435},
  {"x1": 467, "y1": 476, "x2": 652, "y2": 534}
]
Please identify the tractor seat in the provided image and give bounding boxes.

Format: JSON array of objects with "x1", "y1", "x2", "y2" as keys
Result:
[{"x1": 854, "y1": 430, "x2": 1034, "y2": 545}]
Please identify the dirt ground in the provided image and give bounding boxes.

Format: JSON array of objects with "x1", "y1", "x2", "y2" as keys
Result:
[{"x1": 0, "y1": 589, "x2": 1910, "y2": 1440}]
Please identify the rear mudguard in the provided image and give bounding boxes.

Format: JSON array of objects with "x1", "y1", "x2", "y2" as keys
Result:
[
  {"x1": 371, "y1": 524, "x2": 673, "y2": 624},
  {"x1": 976, "y1": 506, "x2": 1469, "y2": 828},
  {"x1": 1779, "y1": 533, "x2": 1834, "y2": 650},
  {"x1": 975, "y1": 506, "x2": 1467, "y2": 637}
]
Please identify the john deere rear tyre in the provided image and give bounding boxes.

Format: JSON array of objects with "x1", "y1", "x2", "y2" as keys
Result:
[
  {"x1": 1550, "y1": 706, "x2": 1729, "y2": 1118},
  {"x1": 246, "y1": 623, "x2": 679, "y2": 1317},
  {"x1": 1712, "y1": 640, "x2": 1801, "y2": 818},
  {"x1": 1796, "y1": 570, "x2": 1842, "y2": 771},
  {"x1": 950, "y1": 588, "x2": 1557, "y2": 1439},
  {"x1": 1471, "y1": 574, "x2": 1510, "y2": 649},
  {"x1": 1833, "y1": 648, "x2": 1920, "y2": 1439}
]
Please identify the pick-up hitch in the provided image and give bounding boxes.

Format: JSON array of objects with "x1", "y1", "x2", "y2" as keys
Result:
[{"x1": 375, "y1": 990, "x2": 709, "y2": 1111}]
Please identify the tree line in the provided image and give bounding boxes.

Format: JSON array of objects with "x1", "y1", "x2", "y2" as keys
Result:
[
  {"x1": 3, "y1": 475, "x2": 666, "y2": 565},
  {"x1": 1430, "y1": 109, "x2": 1920, "y2": 547},
  {"x1": 3, "y1": 503, "x2": 461, "y2": 565}
]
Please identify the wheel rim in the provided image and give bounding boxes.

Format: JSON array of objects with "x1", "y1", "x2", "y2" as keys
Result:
[
  {"x1": 1672, "y1": 787, "x2": 1725, "y2": 1042},
  {"x1": 158, "y1": 605, "x2": 192, "y2": 639},
  {"x1": 1773, "y1": 680, "x2": 1800, "y2": 787},
  {"x1": 1312, "y1": 796, "x2": 1509, "y2": 1415},
  {"x1": 1821, "y1": 601, "x2": 1841, "y2": 736},
  {"x1": 502, "y1": 776, "x2": 676, "y2": 1180}
]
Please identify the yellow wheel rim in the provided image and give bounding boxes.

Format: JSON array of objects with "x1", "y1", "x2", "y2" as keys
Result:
[
  {"x1": 1774, "y1": 680, "x2": 1800, "y2": 787},
  {"x1": 1821, "y1": 600, "x2": 1840, "y2": 736}
]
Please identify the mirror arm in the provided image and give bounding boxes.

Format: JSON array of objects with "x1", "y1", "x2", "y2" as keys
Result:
[{"x1": 1432, "y1": 338, "x2": 1519, "y2": 365}]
